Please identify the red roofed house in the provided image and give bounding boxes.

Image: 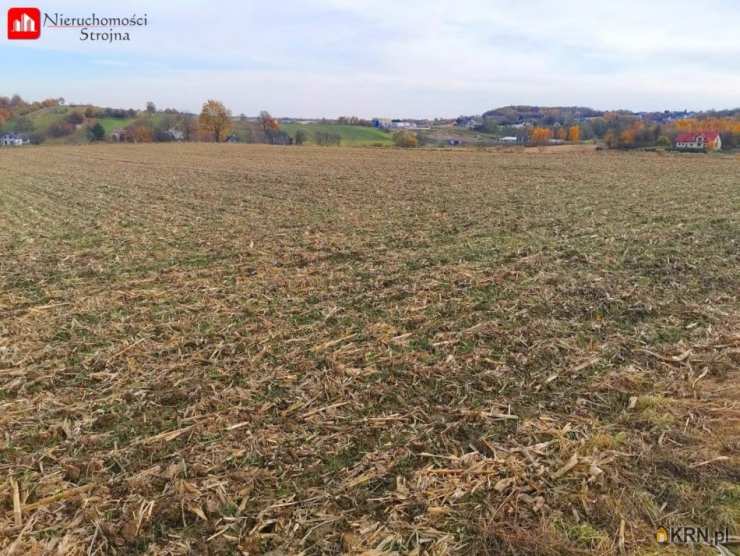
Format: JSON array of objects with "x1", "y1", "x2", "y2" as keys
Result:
[{"x1": 674, "y1": 131, "x2": 722, "y2": 151}]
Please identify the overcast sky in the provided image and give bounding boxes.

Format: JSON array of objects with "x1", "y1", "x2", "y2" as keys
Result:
[{"x1": 2, "y1": 0, "x2": 739, "y2": 117}]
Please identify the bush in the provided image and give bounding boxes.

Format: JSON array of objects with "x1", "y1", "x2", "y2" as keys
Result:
[
  {"x1": 48, "y1": 121, "x2": 75, "y2": 137},
  {"x1": 87, "y1": 122, "x2": 105, "y2": 142},
  {"x1": 294, "y1": 129, "x2": 308, "y2": 145},
  {"x1": 719, "y1": 132, "x2": 736, "y2": 150},
  {"x1": 66, "y1": 112, "x2": 84, "y2": 125},
  {"x1": 125, "y1": 122, "x2": 154, "y2": 143},
  {"x1": 268, "y1": 130, "x2": 292, "y2": 145},
  {"x1": 153, "y1": 128, "x2": 174, "y2": 142},
  {"x1": 315, "y1": 131, "x2": 341, "y2": 146},
  {"x1": 100, "y1": 107, "x2": 138, "y2": 119},
  {"x1": 393, "y1": 130, "x2": 418, "y2": 148},
  {"x1": 656, "y1": 136, "x2": 671, "y2": 147}
]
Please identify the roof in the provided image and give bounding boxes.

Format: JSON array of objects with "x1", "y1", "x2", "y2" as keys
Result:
[{"x1": 675, "y1": 131, "x2": 720, "y2": 142}]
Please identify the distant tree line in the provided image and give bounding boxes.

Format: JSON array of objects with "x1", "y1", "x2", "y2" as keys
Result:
[
  {"x1": 4, "y1": 94, "x2": 737, "y2": 150},
  {"x1": 314, "y1": 131, "x2": 341, "y2": 146},
  {"x1": 0, "y1": 94, "x2": 420, "y2": 150},
  {"x1": 336, "y1": 116, "x2": 372, "y2": 127},
  {"x1": 475, "y1": 106, "x2": 739, "y2": 150}
]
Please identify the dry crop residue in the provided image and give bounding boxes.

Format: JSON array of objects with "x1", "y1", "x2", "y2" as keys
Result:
[{"x1": 1, "y1": 144, "x2": 738, "y2": 554}]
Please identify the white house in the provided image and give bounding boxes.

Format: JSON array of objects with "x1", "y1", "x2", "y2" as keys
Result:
[
  {"x1": 0, "y1": 133, "x2": 29, "y2": 146},
  {"x1": 167, "y1": 128, "x2": 185, "y2": 141},
  {"x1": 110, "y1": 129, "x2": 127, "y2": 142},
  {"x1": 390, "y1": 120, "x2": 414, "y2": 129},
  {"x1": 372, "y1": 118, "x2": 392, "y2": 129},
  {"x1": 675, "y1": 131, "x2": 721, "y2": 151},
  {"x1": 456, "y1": 116, "x2": 482, "y2": 129}
]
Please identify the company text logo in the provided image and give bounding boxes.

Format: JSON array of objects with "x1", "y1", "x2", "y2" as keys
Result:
[{"x1": 6, "y1": 8, "x2": 149, "y2": 42}]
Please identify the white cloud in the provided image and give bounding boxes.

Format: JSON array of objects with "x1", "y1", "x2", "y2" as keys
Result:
[{"x1": 4, "y1": 0, "x2": 739, "y2": 115}]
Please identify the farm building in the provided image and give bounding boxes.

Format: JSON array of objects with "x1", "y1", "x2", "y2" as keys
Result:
[
  {"x1": 674, "y1": 131, "x2": 721, "y2": 151},
  {"x1": 391, "y1": 120, "x2": 414, "y2": 129},
  {"x1": 456, "y1": 116, "x2": 482, "y2": 129},
  {"x1": 110, "y1": 128, "x2": 128, "y2": 142},
  {"x1": 372, "y1": 118, "x2": 392, "y2": 129},
  {"x1": 372, "y1": 118, "x2": 428, "y2": 130},
  {"x1": 167, "y1": 128, "x2": 185, "y2": 141},
  {"x1": 0, "y1": 133, "x2": 30, "y2": 146}
]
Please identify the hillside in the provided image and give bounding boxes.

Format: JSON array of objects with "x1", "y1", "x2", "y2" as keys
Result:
[
  {"x1": 281, "y1": 122, "x2": 393, "y2": 146},
  {"x1": 482, "y1": 105, "x2": 604, "y2": 125},
  {"x1": 0, "y1": 104, "x2": 141, "y2": 144},
  {"x1": 2, "y1": 102, "x2": 394, "y2": 147}
]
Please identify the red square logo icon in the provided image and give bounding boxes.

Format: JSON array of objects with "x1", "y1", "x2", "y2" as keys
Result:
[{"x1": 7, "y1": 7, "x2": 41, "y2": 39}]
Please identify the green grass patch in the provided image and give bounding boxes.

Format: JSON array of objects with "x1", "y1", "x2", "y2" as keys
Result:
[{"x1": 281, "y1": 123, "x2": 393, "y2": 146}]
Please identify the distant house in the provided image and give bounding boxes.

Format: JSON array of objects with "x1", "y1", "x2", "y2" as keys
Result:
[
  {"x1": 225, "y1": 134, "x2": 240, "y2": 143},
  {"x1": 674, "y1": 131, "x2": 721, "y2": 151},
  {"x1": 0, "y1": 133, "x2": 29, "y2": 146},
  {"x1": 167, "y1": 128, "x2": 185, "y2": 141},
  {"x1": 448, "y1": 139, "x2": 463, "y2": 146},
  {"x1": 372, "y1": 118, "x2": 392, "y2": 129},
  {"x1": 499, "y1": 136, "x2": 519, "y2": 144},
  {"x1": 111, "y1": 128, "x2": 127, "y2": 142},
  {"x1": 456, "y1": 116, "x2": 482, "y2": 129},
  {"x1": 390, "y1": 120, "x2": 414, "y2": 129}
]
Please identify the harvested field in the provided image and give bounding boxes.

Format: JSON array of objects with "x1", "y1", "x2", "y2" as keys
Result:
[{"x1": 1, "y1": 144, "x2": 738, "y2": 555}]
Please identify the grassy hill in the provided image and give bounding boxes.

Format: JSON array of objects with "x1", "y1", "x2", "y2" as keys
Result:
[
  {"x1": 25, "y1": 106, "x2": 72, "y2": 133},
  {"x1": 1, "y1": 105, "x2": 165, "y2": 144},
  {"x1": 96, "y1": 116, "x2": 137, "y2": 134},
  {"x1": 4, "y1": 105, "x2": 393, "y2": 147},
  {"x1": 0, "y1": 105, "x2": 130, "y2": 142},
  {"x1": 281, "y1": 122, "x2": 393, "y2": 146},
  {"x1": 23, "y1": 105, "x2": 136, "y2": 133}
]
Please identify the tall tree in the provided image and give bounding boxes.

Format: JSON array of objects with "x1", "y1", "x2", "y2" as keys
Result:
[
  {"x1": 199, "y1": 100, "x2": 232, "y2": 142},
  {"x1": 530, "y1": 127, "x2": 552, "y2": 145},
  {"x1": 294, "y1": 128, "x2": 308, "y2": 145},
  {"x1": 87, "y1": 122, "x2": 105, "y2": 142},
  {"x1": 258, "y1": 111, "x2": 279, "y2": 137},
  {"x1": 179, "y1": 114, "x2": 199, "y2": 141}
]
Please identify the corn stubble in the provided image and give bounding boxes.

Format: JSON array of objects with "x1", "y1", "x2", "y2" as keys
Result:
[{"x1": 0, "y1": 144, "x2": 738, "y2": 554}]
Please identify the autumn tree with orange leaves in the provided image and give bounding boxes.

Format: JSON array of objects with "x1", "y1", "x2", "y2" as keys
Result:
[
  {"x1": 568, "y1": 125, "x2": 581, "y2": 142},
  {"x1": 199, "y1": 100, "x2": 232, "y2": 142},
  {"x1": 259, "y1": 111, "x2": 279, "y2": 135},
  {"x1": 125, "y1": 123, "x2": 153, "y2": 143},
  {"x1": 530, "y1": 127, "x2": 553, "y2": 145},
  {"x1": 673, "y1": 117, "x2": 740, "y2": 134}
]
